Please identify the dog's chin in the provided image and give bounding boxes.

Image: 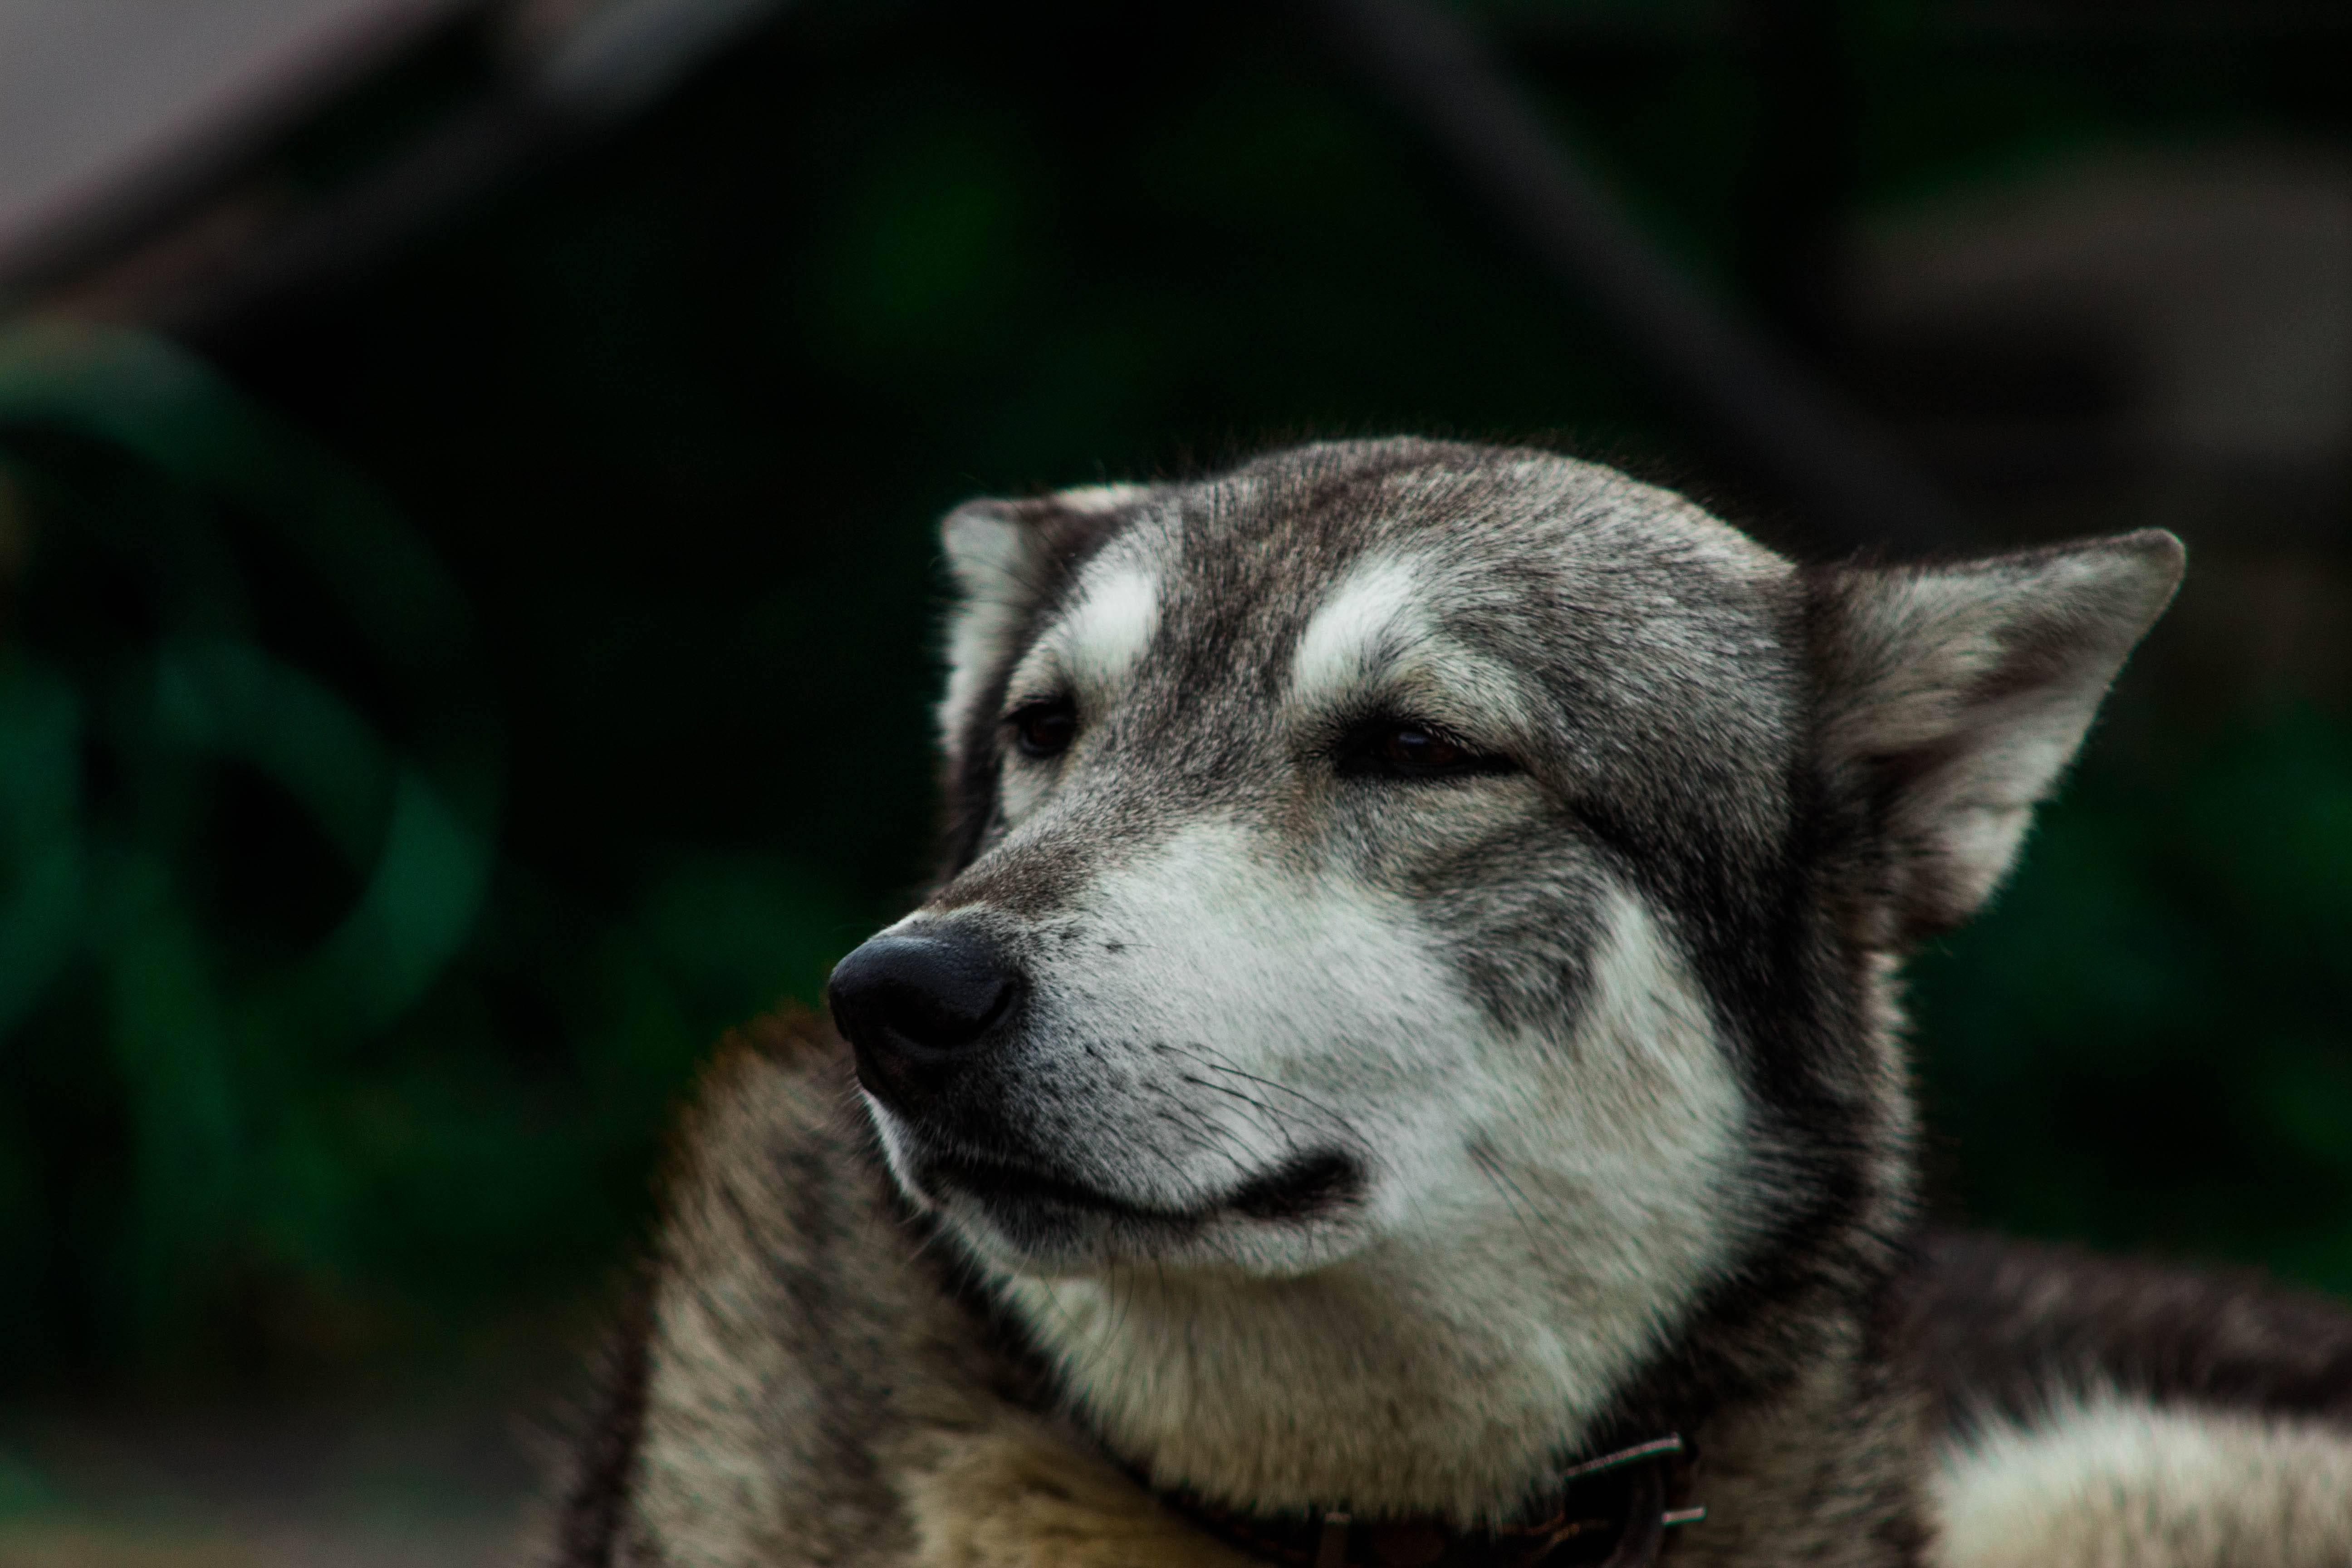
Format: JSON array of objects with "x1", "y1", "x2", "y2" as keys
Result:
[{"x1": 891, "y1": 1138, "x2": 1372, "y2": 1279}]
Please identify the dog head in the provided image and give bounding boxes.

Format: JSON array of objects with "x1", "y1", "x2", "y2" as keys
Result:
[{"x1": 826, "y1": 438, "x2": 2180, "y2": 1507}]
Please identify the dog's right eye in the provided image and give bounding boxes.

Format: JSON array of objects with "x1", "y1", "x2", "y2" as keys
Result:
[
  {"x1": 1335, "y1": 718, "x2": 1513, "y2": 781},
  {"x1": 1009, "y1": 701, "x2": 1077, "y2": 759}
]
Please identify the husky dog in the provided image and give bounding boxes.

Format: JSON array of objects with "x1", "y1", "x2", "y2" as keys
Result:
[{"x1": 548, "y1": 440, "x2": 2352, "y2": 1568}]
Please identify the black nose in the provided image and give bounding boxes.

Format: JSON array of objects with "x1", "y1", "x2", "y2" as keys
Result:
[{"x1": 828, "y1": 932, "x2": 1021, "y2": 1101}]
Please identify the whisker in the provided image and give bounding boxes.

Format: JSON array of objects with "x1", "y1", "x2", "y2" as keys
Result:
[
  {"x1": 1469, "y1": 1137, "x2": 1558, "y2": 1266},
  {"x1": 1162, "y1": 1043, "x2": 1361, "y2": 1134}
]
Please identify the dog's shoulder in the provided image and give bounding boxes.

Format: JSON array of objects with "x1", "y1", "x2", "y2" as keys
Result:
[
  {"x1": 551, "y1": 1008, "x2": 1243, "y2": 1568},
  {"x1": 635, "y1": 1008, "x2": 927, "y2": 1562},
  {"x1": 657, "y1": 1005, "x2": 868, "y2": 1260},
  {"x1": 1907, "y1": 1230, "x2": 2352, "y2": 1568}
]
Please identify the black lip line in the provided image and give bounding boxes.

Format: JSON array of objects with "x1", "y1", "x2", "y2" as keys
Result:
[{"x1": 924, "y1": 1148, "x2": 1364, "y2": 1228}]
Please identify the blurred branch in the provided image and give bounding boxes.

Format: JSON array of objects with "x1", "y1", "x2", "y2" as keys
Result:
[
  {"x1": 1304, "y1": 0, "x2": 1976, "y2": 555},
  {"x1": 1482, "y1": 0, "x2": 2352, "y2": 52},
  {"x1": 163, "y1": 0, "x2": 791, "y2": 342},
  {"x1": 0, "y1": 323, "x2": 499, "y2": 1045},
  {"x1": 19, "y1": 0, "x2": 792, "y2": 346},
  {"x1": 0, "y1": 0, "x2": 488, "y2": 297}
]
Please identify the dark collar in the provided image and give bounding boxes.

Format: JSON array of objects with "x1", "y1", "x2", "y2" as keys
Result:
[{"x1": 1151, "y1": 1435, "x2": 1704, "y2": 1568}]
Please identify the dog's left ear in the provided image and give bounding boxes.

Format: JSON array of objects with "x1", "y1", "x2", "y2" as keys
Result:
[
  {"x1": 1807, "y1": 529, "x2": 2184, "y2": 950},
  {"x1": 936, "y1": 483, "x2": 1149, "y2": 764}
]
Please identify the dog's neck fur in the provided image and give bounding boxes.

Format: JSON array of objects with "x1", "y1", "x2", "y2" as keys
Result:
[
  {"x1": 998, "y1": 1231, "x2": 1678, "y2": 1523},
  {"x1": 981, "y1": 1149, "x2": 1931, "y2": 1567},
  {"x1": 978, "y1": 935, "x2": 1922, "y2": 1538}
]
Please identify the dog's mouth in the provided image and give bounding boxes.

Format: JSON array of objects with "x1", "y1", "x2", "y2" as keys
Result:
[{"x1": 915, "y1": 1147, "x2": 1366, "y2": 1251}]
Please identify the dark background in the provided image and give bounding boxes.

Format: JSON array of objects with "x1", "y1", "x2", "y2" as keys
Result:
[{"x1": 3, "y1": 0, "x2": 2349, "y2": 1427}]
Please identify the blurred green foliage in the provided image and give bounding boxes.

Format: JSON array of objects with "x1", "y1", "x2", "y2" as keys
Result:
[
  {"x1": 0, "y1": 327, "x2": 867, "y2": 1387},
  {"x1": 1, "y1": 0, "x2": 2348, "y2": 1392},
  {"x1": 1916, "y1": 708, "x2": 2352, "y2": 1295}
]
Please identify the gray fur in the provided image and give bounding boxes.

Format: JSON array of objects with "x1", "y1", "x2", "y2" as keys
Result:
[{"x1": 546, "y1": 440, "x2": 2351, "y2": 1568}]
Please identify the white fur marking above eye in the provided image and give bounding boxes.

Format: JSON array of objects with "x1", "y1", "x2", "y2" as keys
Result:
[
  {"x1": 1290, "y1": 554, "x2": 1431, "y2": 711},
  {"x1": 1055, "y1": 563, "x2": 1161, "y2": 692},
  {"x1": 1287, "y1": 553, "x2": 1537, "y2": 739}
]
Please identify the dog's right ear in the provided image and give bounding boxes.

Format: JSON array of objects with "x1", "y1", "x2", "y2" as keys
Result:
[
  {"x1": 936, "y1": 485, "x2": 1147, "y2": 768},
  {"x1": 1806, "y1": 529, "x2": 2184, "y2": 951},
  {"x1": 938, "y1": 498, "x2": 1047, "y2": 768}
]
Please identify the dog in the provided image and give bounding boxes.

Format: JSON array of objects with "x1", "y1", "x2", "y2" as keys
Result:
[{"x1": 546, "y1": 439, "x2": 2352, "y2": 1567}]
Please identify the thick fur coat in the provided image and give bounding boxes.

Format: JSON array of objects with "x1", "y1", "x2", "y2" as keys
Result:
[{"x1": 546, "y1": 441, "x2": 2352, "y2": 1568}]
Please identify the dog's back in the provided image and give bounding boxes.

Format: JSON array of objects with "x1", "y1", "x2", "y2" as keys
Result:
[{"x1": 1911, "y1": 1232, "x2": 2352, "y2": 1565}]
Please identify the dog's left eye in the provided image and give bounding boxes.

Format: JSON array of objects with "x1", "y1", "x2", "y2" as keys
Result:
[
  {"x1": 1009, "y1": 700, "x2": 1078, "y2": 759},
  {"x1": 1377, "y1": 725, "x2": 1462, "y2": 770},
  {"x1": 1339, "y1": 720, "x2": 1509, "y2": 780}
]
